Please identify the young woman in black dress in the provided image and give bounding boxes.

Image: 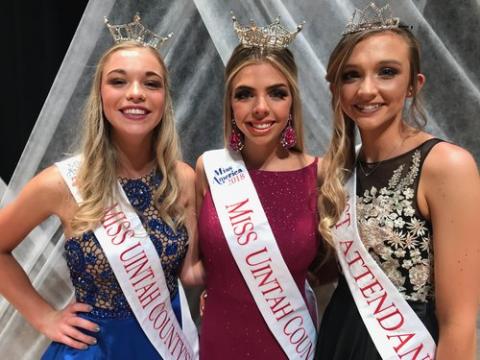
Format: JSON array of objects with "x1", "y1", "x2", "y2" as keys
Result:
[{"x1": 315, "y1": 3, "x2": 479, "y2": 359}]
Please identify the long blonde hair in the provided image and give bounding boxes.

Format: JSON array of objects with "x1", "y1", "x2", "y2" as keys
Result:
[
  {"x1": 318, "y1": 27, "x2": 427, "y2": 245},
  {"x1": 71, "y1": 41, "x2": 184, "y2": 235},
  {"x1": 223, "y1": 45, "x2": 305, "y2": 153}
]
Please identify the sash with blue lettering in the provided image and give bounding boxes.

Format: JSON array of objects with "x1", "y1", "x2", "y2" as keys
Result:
[{"x1": 203, "y1": 149, "x2": 316, "y2": 359}]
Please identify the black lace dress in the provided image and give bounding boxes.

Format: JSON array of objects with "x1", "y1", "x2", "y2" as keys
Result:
[{"x1": 315, "y1": 139, "x2": 442, "y2": 360}]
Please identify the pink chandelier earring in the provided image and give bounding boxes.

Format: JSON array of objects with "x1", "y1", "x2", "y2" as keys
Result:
[
  {"x1": 280, "y1": 114, "x2": 297, "y2": 149},
  {"x1": 229, "y1": 118, "x2": 244, "y2": 151}
]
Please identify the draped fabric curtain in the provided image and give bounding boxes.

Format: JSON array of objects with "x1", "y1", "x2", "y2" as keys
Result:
[
  {"x1": 0, "y1": 179, "x2": 6, "y2": 199},
  {"x1": 1, "y1": 0, "x2": 478, "y2": 358}
]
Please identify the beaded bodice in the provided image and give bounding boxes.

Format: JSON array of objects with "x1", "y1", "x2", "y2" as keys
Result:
[
  {"x1": 64, "y1": 170, "x2": 188, "y2": 319},
  {"x1": 356, "y1": 139, "x2": 442, "y2": 302}
]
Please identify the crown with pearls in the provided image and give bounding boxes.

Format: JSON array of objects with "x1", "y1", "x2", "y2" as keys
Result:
[
  {"x1": 343, "y1": 2, "x2": 401, "y2": 35},
  {"x1": 104, "y1": 14, "x2": 173, "y2": 50},
  {"x1": 231, "y1": 12, "x2": 304, "y2": 49}
]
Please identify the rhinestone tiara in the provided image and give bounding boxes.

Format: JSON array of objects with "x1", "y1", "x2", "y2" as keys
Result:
[
  {"x1": 104, "y1": 13, "x2": 173, "y2": 50},
  {"x1": 343, "y1": 2, "x2": 400, "y2": 35},
  {"x1": 231, "y1": 12, "x2": 304, "y2": 49}
]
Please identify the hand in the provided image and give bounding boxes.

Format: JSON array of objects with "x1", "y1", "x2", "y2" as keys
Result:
[
  {"x1": 199, "y1": 290, "x2": 207, "y2": 318},
  {"x1": 39, "y1": 302, "x2": 99, "y2": 350}
]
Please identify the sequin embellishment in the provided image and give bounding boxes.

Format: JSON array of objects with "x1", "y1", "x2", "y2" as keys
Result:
[{"x1": 64, "y1": 169, "x2": 188, "y2": 319}]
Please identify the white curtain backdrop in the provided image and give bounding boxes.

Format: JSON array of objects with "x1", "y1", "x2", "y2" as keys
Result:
[
  {"x1": 1, "y1": 0, "x2": 479, "y2": 358},
  {"x1": 0, "y1": 178, "x2": 6, "y2": 199}
]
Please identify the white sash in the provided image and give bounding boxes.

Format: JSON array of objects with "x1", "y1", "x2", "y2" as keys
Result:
[
  {"x1": 203, "y1": 149, "x2": 316, "y2": 360},
  {"x1": 56, "y1": 156, "x2": 198, "y2": 360},
  {"x1": 332, "y1": 169, "x2": 436, "y2": 360}
]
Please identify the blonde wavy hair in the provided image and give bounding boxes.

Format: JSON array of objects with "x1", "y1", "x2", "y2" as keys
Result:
[
  {"x1": 318, "y1": 27, "x2": 427, "y2": 246},
  {"x1": 223, "y1": 45, "x2": 305, "y2": 153},
  {"x1": 71, "y1": 41, "x2": 184, "y2": 235}
]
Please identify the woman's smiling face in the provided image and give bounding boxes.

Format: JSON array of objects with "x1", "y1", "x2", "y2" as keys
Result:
[
  {"x1": 339, "y1": 31, "x2": 424, "y2": 133},
  {"x1": 101, "y1": 47, "x2": 166, "y2": 141},
  {"x1": 230, "y1": 62, "x2": 292, "y2": 149}
]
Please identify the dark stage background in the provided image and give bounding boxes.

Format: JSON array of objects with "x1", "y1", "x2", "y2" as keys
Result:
[{"x1": 1, "y1": 0, "x2": 89, "y2": 182}]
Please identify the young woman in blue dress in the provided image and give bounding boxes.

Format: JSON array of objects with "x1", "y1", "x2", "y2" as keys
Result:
[{"x1": 0, "y1": 16, "x2": 202, "y2": 359}]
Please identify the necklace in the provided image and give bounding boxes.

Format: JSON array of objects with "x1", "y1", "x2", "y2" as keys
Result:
[
  {"x1": 357, "y1": 138, "x2": 406, "y2": 177},
  {"x1": 358, "y1": 158, "x2": 382, "y2": 177}
]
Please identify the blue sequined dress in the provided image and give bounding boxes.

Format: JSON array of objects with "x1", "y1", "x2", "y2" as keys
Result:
[{"x1": 42, "y1": 169, "x2": 188, "y2": 359}]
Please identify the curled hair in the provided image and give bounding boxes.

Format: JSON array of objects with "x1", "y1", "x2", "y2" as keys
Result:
[
  {"x1": 223, "y1": 45, "x2": 305, "y2": 153},
  {"x1": 71, "y1": 41, "x2": 184, "y2": 235},
  {"x1": 318, "y1": 26, "x2": 427, "y2": 245}
]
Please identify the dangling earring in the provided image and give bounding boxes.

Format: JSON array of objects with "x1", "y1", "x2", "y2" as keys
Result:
[
  {"x1": 229, "y1": 118, "x2": 244, "y2": 151},
  {"x1": 280, "y1": 114, "x2": 297, "y2": 149}
]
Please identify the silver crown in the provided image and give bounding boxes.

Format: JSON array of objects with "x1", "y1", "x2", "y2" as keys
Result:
[
  {"x1": 343, "y1": 2, "x2": 400, "y2": 35},
  {"x1": 104, "y1": 14, "x2": 173, "y2": 50},
  {"x1": 232, "y1": 12, "x2": 304, "y2": 49}
]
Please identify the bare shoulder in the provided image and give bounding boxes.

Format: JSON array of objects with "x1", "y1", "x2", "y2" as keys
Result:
[
  {"x1": 302, "y1": 153, "x2": 315, "y2": 163},
  {"x1": 26, "y1": 165, "x2": 71, "y2": 212},
  {"x1": 0, "y1": 165, "x2": 72, "y2": 250},
  {"x1": 421, "y1": 142, "x2": 479, "y2": 207},
  {"x1": 38, "y1": 164, "x2": 67, "y2": 185},
  {"x1": 174, "y1": 161, "x2": 195, "y2": 209},
  {"x1": 175, "y1": 161, "x2": 195, "y2": 186},
  {"x1": 194, "y1": 154, "x2": 205, "y2": 174},
  {"x1": 423, "y1": 141, "x2": 478, "y2": 179},
  {"x1": 303, "y1": 153, "x2": 324, "y2": 181},
  {"x1": 194, "y1": 154, "x2": 208, "y2": 185},
  {"x1": 194, "y1": 154, "x2": 209, "y2": 198},
  {"x1": 301, "y1": 153, "x2": 323, "y2": 164}
]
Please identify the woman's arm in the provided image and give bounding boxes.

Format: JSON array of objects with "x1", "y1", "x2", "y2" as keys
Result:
[
  {"x1": 0, "y1": 166, "x2": 98, "y2": 349},
  {"x1": 178, "y1": 160, "x2": 205, "y2": 287},
  {"x1": 194, "y1": 155, "x2": 209, "y2": 218},
  {"x1": 421, "y1": 143, "x2": 480, "y2": 359}
]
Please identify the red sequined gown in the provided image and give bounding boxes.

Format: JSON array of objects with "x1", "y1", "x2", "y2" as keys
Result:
[{"x1": 198, "y1": 159, "x2": 320, "y2": 359}]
